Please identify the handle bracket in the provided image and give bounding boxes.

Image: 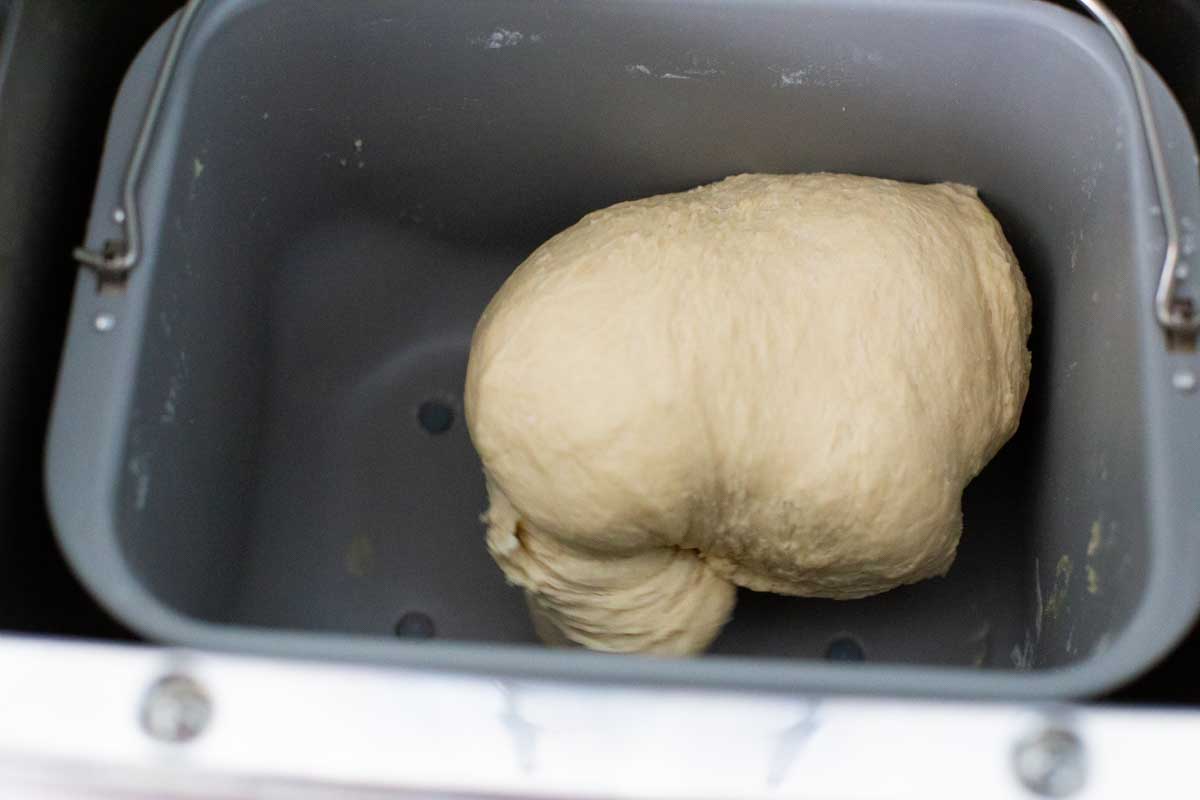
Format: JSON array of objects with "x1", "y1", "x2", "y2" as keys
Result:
[{"x1": 72, "y1": 0, "x2": 206, "y2": 290}]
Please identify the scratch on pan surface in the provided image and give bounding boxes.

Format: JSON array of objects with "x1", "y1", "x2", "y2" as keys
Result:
[
  {"x1": 248, "y1": 195, "x2": 268, "y2": 222},
  {"x1": 1043, "y1": 555, "x2": 1073, "y2": 622},
  {"x1": 471, "y1": 28, "x2": 542, "y2": 49},
  {"x1": 160, "y1": 347, "x2": 190, "y2": 427},
  {"x1": 363, "y1": 16, "x2": 406, "y2": 28},
  {"x1": 345, "y1": 535, "x2": 374, "y2": 578},
  {"x1": 1034, "y1": 556, "x2": 1043, "y2": 639},
  {"x1": 773, "y1": 67, "x2": 808, "y2": 87},
  {"x1": 849, "y1": 45, "x2": 885, "y2": 65},
  {"x1": 1080, "y1": 172, "x2": 1098, "y2": 200},
  {"x1": 626, "y1": 64, "x2": 721, "y2": 81},
  {"x1": 967, "y1": 620, "x2": 992, "y2": 667},
  {"x1": 1010, "y1": 627, "x2": 1035, "y2": 670},
  {"x1": 1088, "y1": 519, "x2": 1103, "y2": 557},
  {"x1": 160, "y1": 375, "x2": 181, "y2": 425},
  {"x1": 1086, "y1": 518, "x2": 1106, "y2": 594},
  {"x1": 129, "y1": 456, "x2": 151, "y2": 512},
  {"x1": 769, "y1": 64, "x2": 847, "y2": 88}
]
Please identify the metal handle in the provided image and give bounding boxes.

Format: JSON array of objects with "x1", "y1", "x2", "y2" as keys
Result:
[
  {"x1": 1075, "y1": 0, "x2": 1198, "y2": 341},
  {"x1": 73, "y1": 0, "x2": 1200, "y2": 341},
  {"x1": 73, "y1": 0, "x2": 206, "y2": 288}
]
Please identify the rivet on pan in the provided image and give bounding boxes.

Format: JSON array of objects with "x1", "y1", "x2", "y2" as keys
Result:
[
  {"x1": 93, "y1": 313, "x2": 116, "y2": 333},
  {"x1": 140, "y1": 674, "x2": 212, "y2": 743},
  {"x1": 112, "y1": 208, "x2": 127, "y2": 224},
  {"x1": 1012, "y1": 726, "x2": 1086, "y2": 797},
  {"x1": 825, "y1": 635, "x2": 866, "y2": 662},
  {"x1": 394, "y1": 611, "x2": 436, "y2": 639},
  {"x1": 417, "y1": 400, "x2": 455, "y2": 435},
  {"x1": 1172, "y1": 368, "x2": 1197, "y2": 394},
  {"x1": 1176, "y1": 262, "x2": 1190, "y2": 280}
]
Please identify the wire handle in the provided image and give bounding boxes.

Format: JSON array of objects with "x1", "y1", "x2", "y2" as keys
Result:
[
  {"x1": 1074, "y1": 0, "x2": 1198, "y2": 339},
  {"x1": 73, "y1": 0, "x2": 206, "y2": 288}
]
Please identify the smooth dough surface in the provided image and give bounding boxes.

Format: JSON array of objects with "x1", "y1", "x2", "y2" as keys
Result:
[{"x1": 465, "y1": 173, "x2": 1032, "y2": 655}]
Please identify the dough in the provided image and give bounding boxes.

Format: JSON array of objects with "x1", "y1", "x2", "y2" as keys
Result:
[{"x1": 465, "y1": 173, "x2": 1032, "y2": 655}]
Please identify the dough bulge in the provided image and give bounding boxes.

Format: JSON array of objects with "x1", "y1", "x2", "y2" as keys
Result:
[{"x1": 465, "y1": 173, "x2": 1032, "y2": 655}]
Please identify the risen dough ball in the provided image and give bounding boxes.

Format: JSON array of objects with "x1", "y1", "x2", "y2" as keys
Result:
[{"x1": 465, "y1": 173, "x2": 1032, "y2": 656}]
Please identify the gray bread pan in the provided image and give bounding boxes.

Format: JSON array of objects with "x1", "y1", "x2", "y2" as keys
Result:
[{"x1": 47, "y1": 0, "x2": 1200, "y2": 698}]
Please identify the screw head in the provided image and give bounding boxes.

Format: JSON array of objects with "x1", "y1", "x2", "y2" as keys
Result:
[
  {"x1": 112, "y1": 208, "x2": 127, "y2": 224},
  {"x1": 1012, "y1": 727, "x2": 1086, "y2": 797},
  {"x1": 140, "y1": 674, "x2": 212, "y2": 743},
  {"x1": 1172, "y1": 369, "x2": 1197, "y2": 394},
  {"x1": 93, "y1": 313, "x2": 116, "y2": 333}
]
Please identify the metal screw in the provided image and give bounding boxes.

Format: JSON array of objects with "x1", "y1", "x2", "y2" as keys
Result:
[
  {"x1": 1012, "y1": 727, "x2": 1086, "y2": 797},
  {"x1": 1176, "y1": 262, "x2": 1191, "y2": 280},
  {"x1": 1172, "y1": 368, "x2": 1198, "y2": 394},
  {"x1": 140, "y1": 674, "x2": 212, "y2": 743},
  {"x1": 93, "y1": 313, "x2": 116, "y2": 333},
  {"x1": 113, "y1": 208, "x2": 127, "y2": 224}
]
